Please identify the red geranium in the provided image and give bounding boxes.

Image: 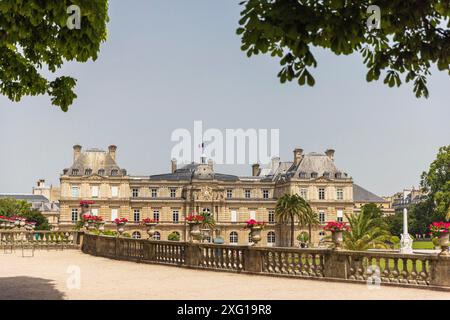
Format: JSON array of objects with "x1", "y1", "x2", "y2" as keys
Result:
[
  {"x1": 114, "y1": 218, "x2": 128, "y2": 225},
  {"x1": 245, "y1": 219, "x2": 266, "y2": 229},
  {"x1": 142, "y1": 218, "x2": 156, "y2": 224},
  {"x1": 323, "y1": 221, "x2": 349, "y2": 232},
  {"x1": 186, "y1": 214, "x2": 204, "y2": 223},
  {"x1": 80, "y1": 200, "x2": 95, "y2": 206},
  {"x1": 428, "y1": 222, "x2": 450, "y2": 237}
]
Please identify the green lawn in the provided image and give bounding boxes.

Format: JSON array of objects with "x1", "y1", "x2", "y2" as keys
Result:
[{"x1": 412, "y1": 241, "x2": 435, "y2": 250}]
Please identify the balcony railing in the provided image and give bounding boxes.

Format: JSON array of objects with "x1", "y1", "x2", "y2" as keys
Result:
[
  {"x1": 0, "y1": 231, "x2": 81, "y2": 249},
  {"x1": 81, "y1": 233, "x2": 450, "y2": 290}
]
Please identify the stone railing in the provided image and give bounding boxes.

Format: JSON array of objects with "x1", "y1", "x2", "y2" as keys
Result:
[
  {"x1": 0, "y1": 231, "x2": 81, "y2": 249},
  {"x1": 82, "y1": 234, "x2": 450, "y2": 290}
]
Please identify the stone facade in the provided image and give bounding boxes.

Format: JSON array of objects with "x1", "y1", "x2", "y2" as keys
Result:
[{"x1": 59, "y1": 145, "x2": 388, "y2": 246}]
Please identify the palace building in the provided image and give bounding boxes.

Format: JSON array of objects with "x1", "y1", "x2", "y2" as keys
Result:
[{"x1": 59, "y1": 145, "x2": 390, "y2": 246}]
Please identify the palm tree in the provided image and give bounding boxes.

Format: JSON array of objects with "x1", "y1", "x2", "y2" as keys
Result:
[
  {"x1": 343, "y1": 210, "x2": 392, "y2": 251},
  {"x1": 301, "y1": 201, "x2": 320, "y2": 245},
  {"x1": 275, "y1": 193, "x2": 310, "y2": 246}
]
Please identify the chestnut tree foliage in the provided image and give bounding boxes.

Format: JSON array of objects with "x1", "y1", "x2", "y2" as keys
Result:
[
  {"x1": 237, "y1": 0, "x2": 450, "y2": 98},
  {"x1": 0, "y1": 0, "x2": 108, "y2": 111}
]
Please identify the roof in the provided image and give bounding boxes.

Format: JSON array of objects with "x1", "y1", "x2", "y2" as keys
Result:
[
  {"x1": 353, "y1": 184, "x2": 387, "y2": 203},
  {"x1": 149, "y1": 163, "x2": 239, "y2": 182},
  {"x1": 65, "y1": 149, "x2": 125, "y2": 177},
  {"x1": 0, "y1": 194, "x2": 49, "y2": 202}
]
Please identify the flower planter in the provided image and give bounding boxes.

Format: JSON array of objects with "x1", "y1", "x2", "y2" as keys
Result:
[
  {"x1": 117, "y1": 224, "x2": 125, "y2": 236},
  {"x1": 249, "y1": 226, "x2": 262, "y2": 246},
  {"x1": 188, "y1": 222, "x2": 201, "y2": 242},
  {"x1": 438, "y1": 233, "x2": 449, "y2": 256},
  {"x1": 201, "y1": 228, "x2": 211, "y2": 242},
  {"x1": 145, "y1": 223, "x2": 157, "y2": 239},
  {"x1": 332, "y1": 230, "x2": 344, "y2": 250},
  {"x1": 98, "y1": 223, "x2": 105, "y2": 231}
]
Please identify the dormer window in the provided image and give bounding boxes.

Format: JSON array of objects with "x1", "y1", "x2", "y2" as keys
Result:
[
  {"x1": 323, "y1": 172, "x2": 330, "y2": 178},
  {"x1": 71, "y1": 169, "x2": 79, "y2": 175},
  {"x1": 311, "y1": 172, "x2": 318, "y2": 179},
  {"x1": 335, "y1": 172, "x2": 342, "y2": 179},
  {"x1": 111, "y1": 169, "x2": 118, "y2": 176},
  {"x1": 84, "y1": 169, "x2": 92, "y2": 176},
  {"x1": 98, "y1": 169, "x2": 105, "y2": 176},
  {"x1": 299, "y1": 172, "x2": 307, "y2": 179}
]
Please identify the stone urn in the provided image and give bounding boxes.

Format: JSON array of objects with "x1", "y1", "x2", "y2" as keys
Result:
[
  {"x1": 201, "y1": 228, "x2": 211, "y2": 242},
  {"x1": 249, "y1": 226, "x2": 262, "y2": 246},
  {"x1": 332, "y1": 231, "x2": 344, "y2": 250},
  {"x1": 188, "y1": 222, "x2": 201, "y2": 242},
  {"x1": 116, "y1": 223, "x2": 126, "y2": 236},
  {"x1": 438, "y1": 233, "x2": 449, "y2": 256},
  {"x1": 145, "y1": 223, "x2": 158, "y2": 239},
  {"x1": 98, "y1": 222, "x2": 105, "y2": 231}
]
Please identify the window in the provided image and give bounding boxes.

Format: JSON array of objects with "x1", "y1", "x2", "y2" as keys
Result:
[
  {"x1": 262, "y1": 189, "x2": 269, "y2": 199},
  {"x1": 248, "y1": 233, "x2": 253, "y2": 244},
  {"x1": 267, "y1": 231, "x2": 276, "y2": 244},
  {"x1": 250, "y1": 210, "x2": 256, "y2": 220},
  {"x1": 71, "y1": 186, "x2": 79, "y2": 198},
  {"x1": 91, "y1": 186, "x2": 99, "y2": 198},
  {"x1": 172, "y1": 210, "x2": 179, "y2": 223},
  {"x1": 245, "y1": 189, "x2": 251, "y2": 198},
  {"x1": 170, "y1": 188, "x2": 176, "y2": 198},
  {"x1": 111, "y1": 186, "x2": 119, "y2": 198},
  {"x1": 132, "y1": 188, "x2": 139, "y2": 198},
  {"x1": 226, "y1": 189, "x2": 233, "y2": 199},
  {"x1": 98, "y1": 169, "x2": 105, "y2": 176},
  {"x1": 300, "y1": 188, "x2": 308, "y2": 200},
  {"x1": 319, "y1": 231, "x2": 326, "y2": 236},
  {"x1": 229, "y1": 231, "x2": 238, "y2": 244},
  {"x1": 319, "y1": 210, "x2": 326, "y2": 223},
  {"x1": 154, "y1": 231, "x2": 161, "y2": 240},
  {"x1": 335, "y1": 172, "x2": 342, "y2": 179},
  {"x1": 299, "y1": 172, "x2": 307, "y2": 179},
  {"x1": 311, "y1": 172, "x2": 318, "y2": 179},
  {"x1": 337, "y1": 209, "x2": 344, "y2": 222},
  {"x1": 318, "y1": 188, "x2": 325, "y2": 200},
  {"x1": 91, "y1": 208, "x2": 98, "y2": 216},
  {"x1": 268, "y1": 210, "x2": 275, "y2": 224},
  {"x1": 230, "y1": 210, "x2": 237, "y2": 223},
  {"x1": 336, "y1": 188, "x2": 344, "y2": 200},
  {"x1": 111, "y1": 208, "x2": 118, "y2": 221},
  {"x1": 71, "y1": 169, "x2": 79, "y2": 175},
  {"x1": 132, "y1": 231, "x2": 141, "y2": 239},
  {"x1": 133, "y1": 209, "x2": 140, "y2": 222},
  {"x1": 111, "y1": 169, "x2": 118, "y2": 176},
  {"x1": 323, "y1": 172, "x2": 330, "y2": 178},
  {"x1": 71, "y1": 209, "x2": 78, "y2": 222},
  {"x1": 153, "y1": 210, "x2": 160, "y2": 222},
  {"x1": 151, "y1": 188, "x2": 158, "y2": 198},
  {"x1": 84, "y1": 169, "x2": 92, "y2": 176}
]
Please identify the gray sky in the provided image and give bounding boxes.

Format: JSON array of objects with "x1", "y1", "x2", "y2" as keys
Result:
[{"x1": 1, "y1": 0, "x2": 449, "y2": 196}]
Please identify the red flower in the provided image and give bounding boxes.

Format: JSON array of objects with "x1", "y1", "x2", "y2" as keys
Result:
[
  {"x1": 245, "y1": 219, "x2": 266, "y2": 229},
  {"x1": 323, "y1": 221, "x2": 349, "y2": 232},
  {"x1": 114, "y1": 218, "x2": 128, "y2": 225},
  {"x1": 142, "y1": 218, "x2": 156, "y2": 224}
]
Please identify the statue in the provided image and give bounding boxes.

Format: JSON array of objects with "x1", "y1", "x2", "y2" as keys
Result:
[{"x1": 399, "y1": 208, "x2": 413, "y2": 254}]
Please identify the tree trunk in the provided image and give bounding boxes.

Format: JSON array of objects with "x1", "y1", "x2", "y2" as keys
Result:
[
  {"x1": 290, "y1": 213, "x2": 295, "y2": 247},
  {"x1": 308, "y1": 223, "x2": 312, "y2": 244}
]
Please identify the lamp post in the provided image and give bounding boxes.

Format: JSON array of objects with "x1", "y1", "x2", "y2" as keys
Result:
[{"x1": 400, "y1": 208, "x2": 413, "y2": 254}]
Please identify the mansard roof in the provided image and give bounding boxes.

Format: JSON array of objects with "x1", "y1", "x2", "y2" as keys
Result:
[
  {"x1": 64, "y1": 148, "x2": 125, "y2": 177},
  {"x1": 353, "y1": 184, "x2": 388, "y2": 203},
  {"x1": 149, "y1": 163, "x2": 239, "y2": 182}
]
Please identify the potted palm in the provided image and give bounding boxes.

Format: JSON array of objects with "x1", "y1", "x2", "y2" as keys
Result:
[
  {"x1": 324, "y1": 221, "x2": 349, "y2": 250},
  {"x1": 244, "y1": 219, "x2": 266, "y2": 246},
  {"x1": 429, "y1": 222, "x2": 450, "y2": 255},
  {"x1": 142, "y1": 218, "x2": 158, "y2": 239}
]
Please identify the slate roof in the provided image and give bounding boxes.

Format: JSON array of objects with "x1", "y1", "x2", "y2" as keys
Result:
[
  {"x1": 353, "y1": 184, "x2": 387, "y2": 203},
  {"x1": 65, "y1": 148, "x2": 125, "y2": 177},
  {"x1": 0, "y1": 194, "x2": 49, "y2": 202},
  {"x1": 149, "y1": 163, "x2": 239, "y2": 182}
]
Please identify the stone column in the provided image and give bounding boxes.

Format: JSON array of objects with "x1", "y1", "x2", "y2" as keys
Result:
[
  {"x1": 244, "y1": 247, "x2": 263, "y2": 273},
  {"x1": 430, "y1": 255, "x2": 450, "y2": 287},
  {"x1": 323, "y1": 251, "x2": 348, "y2": 279},
  {"x1": 185, "y1": 243, "x2": 201, "y2": 268}
]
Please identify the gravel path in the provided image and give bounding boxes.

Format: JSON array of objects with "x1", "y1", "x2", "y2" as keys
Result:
[{"x1": 0, "y1": 250, "x2": 449, "y2": 300}]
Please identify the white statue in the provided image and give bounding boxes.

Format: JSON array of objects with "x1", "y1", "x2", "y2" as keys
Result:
[{"x1": 399, "y1": 208, "x2": 413, "y2": 254}]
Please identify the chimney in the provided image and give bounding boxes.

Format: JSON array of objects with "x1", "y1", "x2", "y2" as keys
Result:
[
  {"x1": 171, "y1": 158, "x2": 177, "y2": 173},
  {"x1": 252, "y1": 163, "x2": 260, "y2": 176},
  {"x1": 37, "y1": 179, "x2": 45, "y2": 188},
  {"x1": 293, "y1": 148, "x2": 303, "y2": 166},
  {"x1": 73, "y1": 145, "x2": 82, "y2": 162},
  {"x1": 108, "y1": 145, "x2": 117, "y2": 161},
  {"x1": 208, "y1": 159, "x2": 214, "y2": 171},
  {"x1": 271, "y1": 156, "x2": 280, "y2": 170},
  {"x1": 325, "y1": 149, "x2": 335, "y2": 161}
]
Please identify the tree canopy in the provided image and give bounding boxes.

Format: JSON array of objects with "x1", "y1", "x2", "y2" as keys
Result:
[
  {"x1": 237, "y1": 0, "x2": 449, "y2": 98},
  {"x1": 0, "y1": 0, "x2": 108, "y2": 111},
  {"x1": 0, "y1": 198, "x2": 50, "y2": 230}
]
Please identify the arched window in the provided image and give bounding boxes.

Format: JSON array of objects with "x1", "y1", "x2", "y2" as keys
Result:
[
  {"x1": 71, "y1": 169, "x2": 79, "y2": 175},
  {"x1": 154, "y1": 231, "x2": 161, "y2": 240},
  {"x1": 319, "y1": 231, "x2": 325, "y2": 236},
  {"x1": 98, "y1": 169, "x2": 105, "y2": 176},
  {"x1": 132, "y1": 231, "x2": 141, "y2": 239},
  {"x1": 267, "y1": 231, "x2": 276, "y2": 244},
  {"x1": 229, "y1": 231, "x2": 238, "y2": 244},
  {"x1": 248, "y1": 233, "x2": 253, "y2": 244},
  {"x1": 84, "y1": 168, "x2": 92, "y2": 176},
  {"x1": 111, "y1": 169, "x2": 118, "y2": 176},
  {"x1": 323, "y1": 172, "x2": 330, "y2": 178}
]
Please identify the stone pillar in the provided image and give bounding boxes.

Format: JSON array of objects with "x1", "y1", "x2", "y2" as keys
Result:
[
  {"x1": 244, "y1": 248, "x2": 263, "y2": 273},
  {"x1": 430, "y1": 256, "x2": 450, "y2": 287},
  {"x1": 185, "y1": 243, "x2": 201, "y2": 268},
  {"x1": 323, "y1": 251, "x2": 348, "y2": 279}
]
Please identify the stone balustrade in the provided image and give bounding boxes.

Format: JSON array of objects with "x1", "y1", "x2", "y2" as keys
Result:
[
  {"x1": 0, "y1": 231, "x2": 81, "y2": 249},
  {"x1": 82, "y1": 233, "x2": 450, "y2": 290}
]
